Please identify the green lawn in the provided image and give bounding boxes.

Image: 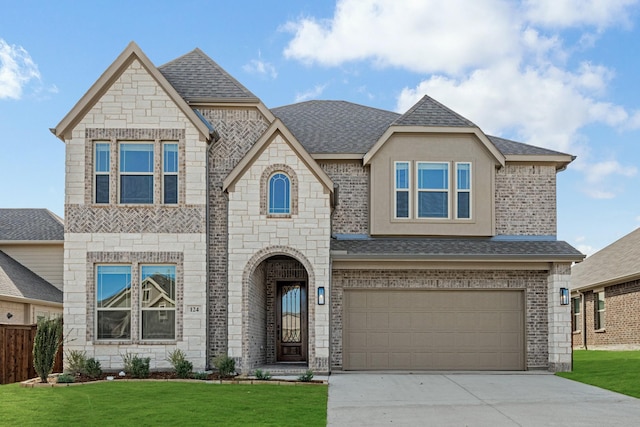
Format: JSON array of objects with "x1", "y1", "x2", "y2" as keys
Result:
[
  {"x1": 557, "y1": 350, "x2": 640, "y2": 398},
  {"x1": 0, "y1": 381, "x2": 327, "y2": 426}
]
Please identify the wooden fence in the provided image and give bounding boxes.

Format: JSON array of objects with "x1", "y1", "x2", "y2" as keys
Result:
[{"x1": 0, "y1": 324, "x2": 63, "y2": 384}]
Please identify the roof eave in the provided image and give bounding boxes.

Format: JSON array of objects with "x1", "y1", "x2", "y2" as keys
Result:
[
  {"x1": 330, "y1": 252, "x2": 585, "y2": 262},
  {"x1": 0, "y1": 293, "x2": 63, "y2": 307},
  {"x1": 505, "y1": 154, "x2": 576, "y2": 171},
  {"x1": 572, "y1": 272, "x2": 640, "y2": 292}
]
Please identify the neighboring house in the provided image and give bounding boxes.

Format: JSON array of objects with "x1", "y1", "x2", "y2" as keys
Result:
[
  {"x1": 571, "y1": 228, "x2": 640, "y2": 350},
  {"x1": 0, "y1": 209, "x2": 64, "y2": 323},
  {"x1": 51, "y1": 42, "x2": 583, "y2": 374}
]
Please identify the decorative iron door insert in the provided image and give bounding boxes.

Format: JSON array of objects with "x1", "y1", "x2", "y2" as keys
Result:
[{"x1": 276, "y1": 281, "x2": 307, "y2": 362}]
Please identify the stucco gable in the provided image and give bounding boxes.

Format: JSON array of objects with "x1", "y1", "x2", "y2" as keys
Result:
[
  {"x1": 223, "y1": 119, "x2": 334, "y2": 195},
  {"x1": 51, "y1": 41, "x2": 214, "y2": 142}
]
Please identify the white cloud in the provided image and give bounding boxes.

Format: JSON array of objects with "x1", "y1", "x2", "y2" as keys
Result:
[
  {"x1": 0, "y1": 39, "x2": 41, "y2": 99},
  {"x1": 524, "y1": 0, "x2": 639, "y2": 29},
  {"x1": 576, "y1": 243, "x2": 597, "y2": 257},
  {"x1": 294, "y1": 83, "x2": 328, "y2": 102},
  {"x1": 243, "y1": 52, "x2": 278, "y2": 79}
]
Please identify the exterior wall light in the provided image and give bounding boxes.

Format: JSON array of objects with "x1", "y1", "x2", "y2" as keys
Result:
[
  {"x1": 560, "y1": 288, "x2": 569, "y2": 306},
  {"x1": 317, "y1": 287, "x2": 325, "y2": 305}
]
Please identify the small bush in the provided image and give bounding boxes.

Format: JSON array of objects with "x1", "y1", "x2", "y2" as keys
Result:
[
  {"x1": 166, "y1": 349, "x2": 187, "y2": 367},
  {"x1": 56, "y1": 373, "x2": 75, "y2": 384},
  {"x1": 212, "y1": 355, "x2": 236, "y2": 378},
  {"x1": 33, "y1": 317, "x2": 63, "y2": 383},
  {"x1": 84, "y1": 358, "x2": 102, "y2": 379},
  {"x1": 191, "y1": 371, "x2": 209, "y2": 380},
  {"x1": 65, "y1": 350, "x2": 87, "y2": 376},
  {"x1": 254, "y1": 369, "x2": 272, "y2": 380},
  {"x1": 175, "y1": 360, "x2": 193, "y2": 379},
  {"x1": 298, "y1": 370, "x2": 314, "y2": 382},
  {"x1": 122, "y1": 352, "x2": 150, "y2": 379}
]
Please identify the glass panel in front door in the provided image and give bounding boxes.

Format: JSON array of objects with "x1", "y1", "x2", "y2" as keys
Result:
[{"x1": 281, "y1": 284, "x2": 301, "y2": 343}]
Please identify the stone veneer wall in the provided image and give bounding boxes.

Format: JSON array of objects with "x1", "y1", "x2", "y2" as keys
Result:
[
  {"x1": 577, "y1": 281, "x2": 640, "y2": 350},
  {"x1": 198, "y1": 108, "x2": 270, "y2": 364},
  {"x1": 547, "y1": 263, "x2": 572, "y2": 372},
  {"x1": 495, "y1": 164, "x2": 557, "y2": 236},
  {"x1": 330, "y1": 269, "x2": 550, "y2": 370},
  {"x1": 318, "y1": 160, "x2": 369, "y2": 235}
]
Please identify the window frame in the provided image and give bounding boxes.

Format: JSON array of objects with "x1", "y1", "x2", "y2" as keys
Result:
[
  {"x1": 394, "y1": 161, "x2": 411, "y2": 219},
  {"x1": 268, "y1": 172, "x2": 291, "y2": 215},
  {"x1": 595, "y1": 291, "x2": 605, "y2": 330},
  {"x1": 572, "y1": 296, "x2": 581, "y2": 332},
  {"x1": 94, "y1": 142, "x2": 111, "y2": 204},
  {"x1": 140, "y1": 264, "x2": 176, "y2": 341},
  {"x1": 162, "y1": 142, "x2": 179, "y2": 204},
  {"x1": 455, "y1": 162, "x2": 472, "y2": 220},
  {"x1": 416, "y1": 161, "x2": 450, "y2": 219},
  {"x1": 95, "y1": 264, "x2": 132, "y2": 341},
  {"x1": 118, "y1": 141, "x2": 155, "y2": 205}
]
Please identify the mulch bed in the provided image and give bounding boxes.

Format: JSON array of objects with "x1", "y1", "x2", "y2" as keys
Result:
[{"x1": 72, "y1": 371, "x2": 225, "y2": 383}]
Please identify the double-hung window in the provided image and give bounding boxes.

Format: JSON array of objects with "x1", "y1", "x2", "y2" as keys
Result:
[
  {"x1": 120, "y1": 143, "x2": 154, "y2": 204},
  {"x1": 163, "y1": 143, "x2": 178, "y2": 204},
  {"x1": 141, "y1": 265, "x2": 176, "y2": 340},
  {"x1": 268, "y1": 173, "x2": 291, "y2": 215},
  {"x1": 456, "y1": 163, "x2": 471, "y2": 219},
  {"x1": 572, "y1": 297, "x2": 581, "y2": 332},
  {"x1": 96, "y1": 266, "x2": 132, "y2": 340},
  {"x1": 417, "y1": 162, "x2": 449, "y2": 218},
  {"x1": 95, "y1": 143, "x2": 110, "y2": 204},
  {"x1": 395, "y1": 162, "x2": 410, "y2": 218},
  {"x1": 595, "y1": 292, "x2": 605, "y2": 330}
]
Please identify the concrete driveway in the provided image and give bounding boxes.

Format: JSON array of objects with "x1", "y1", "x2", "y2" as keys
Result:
[{"x1": 327, "y1": 372, "x2": 640, "y2": 426}]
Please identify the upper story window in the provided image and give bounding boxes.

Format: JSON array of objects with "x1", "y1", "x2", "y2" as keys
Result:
[
  {"x1": 95, "y1": 143, "x2": 110, "y2": 204},
  {"x1": 268, "y1": 173, "x2": 291, "y2": 215},
  {"x1": 120, "y1": 143, "x2": 154, "y2": 204},
  {"x1": 394, "y1": 161, "x2": 472, "y2": 220},
  {"x1": 163, "y1": 143, "x2": 178, "y2": 204}
]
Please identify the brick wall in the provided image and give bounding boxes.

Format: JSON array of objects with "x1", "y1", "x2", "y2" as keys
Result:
[
  {"x1": 495, "y1": 164, "x2": 556, "y2": 236},
  {"x1": 330, "y1": 269, "x2": 549, "y2": 370}
]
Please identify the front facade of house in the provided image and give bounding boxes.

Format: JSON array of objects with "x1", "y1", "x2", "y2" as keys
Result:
[
  {"x1": 53, "y1": 42, "x2": 583, "y2": 374},
  {"x1": 571, "y1": 228, "x2": 640, "y2": 350}
]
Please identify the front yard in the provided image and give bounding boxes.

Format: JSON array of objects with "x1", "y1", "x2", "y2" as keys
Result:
[
  {"x1": 0, "y1": 381, "x2": 328, "y2": 426},
  {"x1": 557, "y1": 350, "x2": 640, "y2": 398}
]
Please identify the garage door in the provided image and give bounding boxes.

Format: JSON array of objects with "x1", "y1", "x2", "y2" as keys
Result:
[{"x1": 343, "y1": 289, "x2": 524, "y2": 370}]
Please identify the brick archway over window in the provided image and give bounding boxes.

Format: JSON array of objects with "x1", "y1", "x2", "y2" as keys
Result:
[{"x1": 260, "y1": 164, "x2": 298, "y2": 216}]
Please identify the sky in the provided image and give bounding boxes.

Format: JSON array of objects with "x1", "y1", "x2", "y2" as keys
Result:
[{"x1": 1, "y1": 0, "x2": 640, "y2": 256}]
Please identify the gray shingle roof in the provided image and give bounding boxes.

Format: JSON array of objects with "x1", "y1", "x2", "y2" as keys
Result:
[
  {"x1": 331, "y1": 237, "x2": 583, "y2": 259},
  {"x1": 488, "y1": 135, "x2": 572, "y2": 157},
  {"x1": 159, "y1": 48, "x2": 258, "y2": 102},
  {"x1": 392, "y1": 95, "x2": 476, "y2": 127},
  {"x1": 0, "y1": 251, "x2": 62, "y2": 304},
  {"x1": 272, "y1": 100, "x2": 400, "y2": 154},
  {"x1": 0, "y1": 209, "x2": 64, "y2": 241},
  {"x1": 572, "y1": 227, "x2": 640, "y2": 290}
]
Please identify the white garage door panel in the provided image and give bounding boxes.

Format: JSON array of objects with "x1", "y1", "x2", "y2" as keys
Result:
[{"x1": 343, "y1": 289, "x2": 525, "y2": 370}]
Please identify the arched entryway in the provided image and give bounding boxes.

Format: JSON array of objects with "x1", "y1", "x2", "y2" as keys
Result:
[{"x1": 241, "y1": 248, "x2": 315, "y2": 372}]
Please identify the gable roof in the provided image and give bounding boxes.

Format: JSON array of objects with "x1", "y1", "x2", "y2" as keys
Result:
[
  {"x1": 0, "y1": 251, "x2": 63, "y2": 305},
  {"x1": 158, "y1": 48, "x2": 258, "y2": 103},
  {"x1": 51, "y1": 42, "x2": 214, "y2": 142},
  {"x1": 0, "y1": 209, "x2": 64, "y2": 242},
  {"x1": 223, "y1": 119, "x2": 334, "y2": 195},
  {"x1": 572, "y1": 228, "x2": 640, "y2": 290},
  {"x1": 272, "y1": 100, "x2": 400, "y2": 155},
  {"x1": 392, "y1": 95, "x2": 476, "y2": 127},
  {"x1": 489, "y1": 135, "x2": 574, "y2": 170}
]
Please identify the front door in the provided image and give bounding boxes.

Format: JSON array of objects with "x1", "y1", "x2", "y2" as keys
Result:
[{"x1": 276, "y1": 281, "x2": 307, "y2": 362}]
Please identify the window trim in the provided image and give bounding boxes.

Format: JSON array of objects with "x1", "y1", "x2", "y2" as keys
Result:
[
  {"x1": 572, "y1": 296, "x2": 581, "y2": 333},
  {"x1": 95, "y1": 264, "x2": 132, "y2": 341},
  {"x1": 268, "y1": 172, "x2": 291, "y2": 216},
  {"x1": 455, "y1": 162, "x2": 472, "y2": 220},
  {"x1": 394, "y1": 161, "x2": 411, "y2": 219},
  {"x1": 416, "y1": 161, "x2": 450, "y2": 219},
  {"x1": 140, "y1": 264, "x2": 176, "y2": 341},
  {"x1": 118, "y1": 141, "x2": 155, "y2": 205},
  {"x1": 162, "y1": 142, "x2": 179, "y2": 204},
  {"x1": 594, "y1": 291, "x2": 605, "y2": 330},
  {"x1": 94, "y1": 142, "x2": 111, "y2": 204}
]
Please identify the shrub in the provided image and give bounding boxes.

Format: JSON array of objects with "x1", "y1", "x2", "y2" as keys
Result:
[
  {"x1": 65, "y1": 350, "x2": 87, "y2": 376},
  {"x1": 175, "y1": 360, "x2": 193, "y2": 379},
  {"x1": 166, "y1": 349, "x2": 187, "y2": 367},
  {"x1": 212, "y1": 355, "x2": 236, "y2": 378},
  {"x1": 254, "y1": 369, "x2": 272, "y2": 380},
  {"x1": 191, "y1": 371, "x2": 209, "y2": 380},
  {"x1": 33, "y1": 317, "x2": 63, "y2": 383},
  {"x1": 56, "y1": 373, "x2": 75, "y2": 384},
  {"x1": 298, "y1": 370, "x2": 314, "y2": 382},
  {"x1": 84, "y1": 358, "x2": 102, "y2": 379},
  {"x1": 121, "y1": 352, "x2": 150, "y2": 379}
]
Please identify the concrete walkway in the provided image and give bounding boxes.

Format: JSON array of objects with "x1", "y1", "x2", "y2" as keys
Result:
[{"x1": 327, "y1": 372, "x2": 640, "y2": 426}]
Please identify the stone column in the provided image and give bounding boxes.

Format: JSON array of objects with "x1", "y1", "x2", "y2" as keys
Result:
[{"x1": 547, "y1": 262, "x2": 572, "y2": 372}]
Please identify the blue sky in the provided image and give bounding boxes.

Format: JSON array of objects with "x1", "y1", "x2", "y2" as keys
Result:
[{"x1": 2, "y1": 0, "x2": 640, "y2": 256}]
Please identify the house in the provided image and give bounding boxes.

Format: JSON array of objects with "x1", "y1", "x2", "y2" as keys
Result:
[
  {"x1": 0, "y1": 209, "x2": 64, "y2": 323},
  {"x1": 51, "y1": 42, "x2": 583, "y2": 374},
  {"x1": 571, "y1": 228, "x2": 640, "y2": 350}
]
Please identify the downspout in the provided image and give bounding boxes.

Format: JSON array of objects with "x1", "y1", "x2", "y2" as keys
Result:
[{"x1": 579, "y1": 290, "x2": 587, "y2": 350}]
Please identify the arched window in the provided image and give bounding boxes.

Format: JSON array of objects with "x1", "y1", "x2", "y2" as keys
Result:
[{"x1": 268, "y1": 173, "x2": 291, "y2": 214}]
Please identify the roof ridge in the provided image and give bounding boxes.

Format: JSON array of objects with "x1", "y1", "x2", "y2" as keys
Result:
[{"x1": 393, "y1": 94, "x2": 477, "y2": 127}]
